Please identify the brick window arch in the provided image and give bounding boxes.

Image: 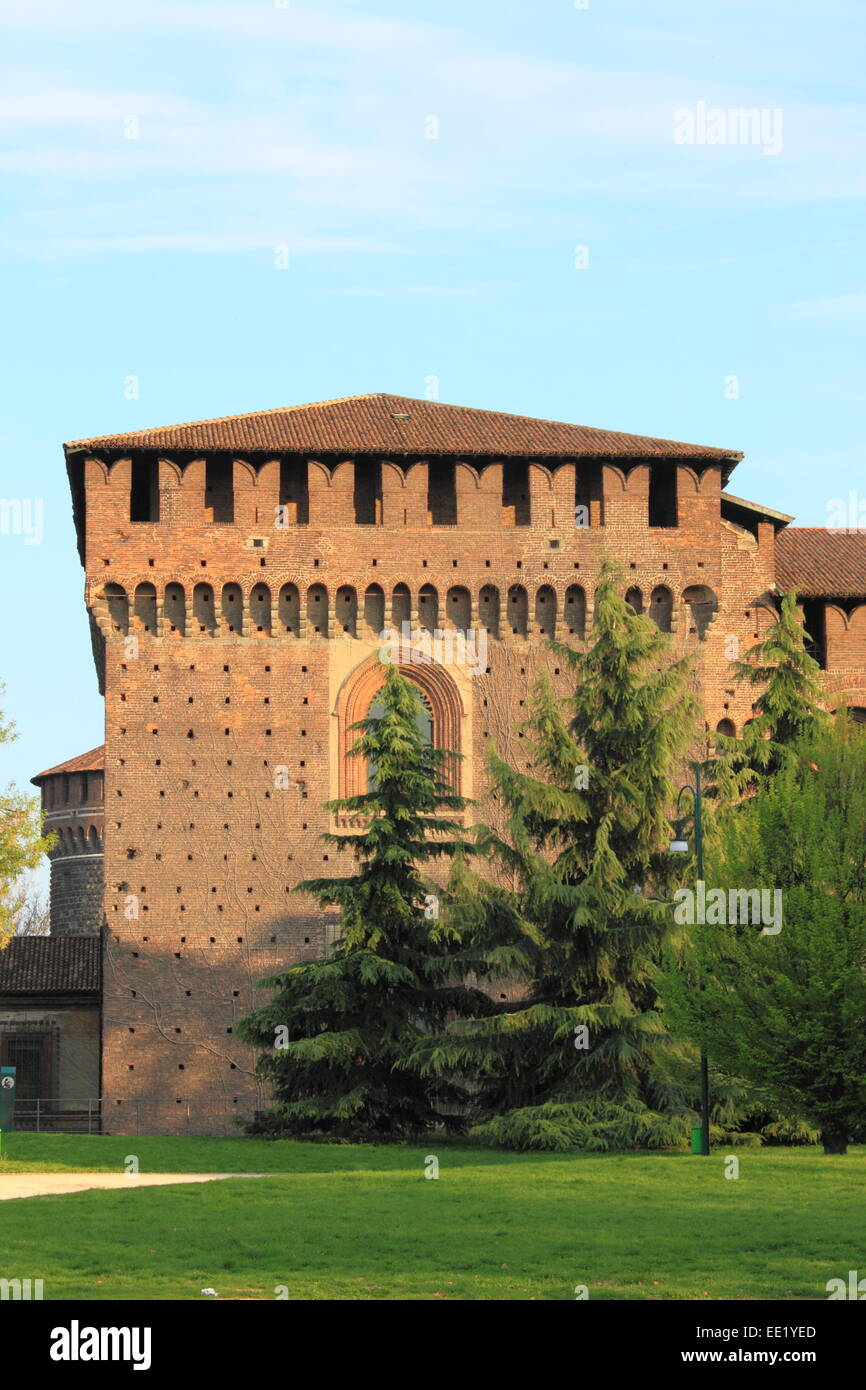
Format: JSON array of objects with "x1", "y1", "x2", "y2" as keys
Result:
[
  {"x1": 104, "y1": 583, "x2": 129, "y2": 635},
  {"x1": 335, "y1": 654, "x2": 464, "y2": 801},
  {"x1": 625, "y1": 586, "x2": 643, "y2": 616}
]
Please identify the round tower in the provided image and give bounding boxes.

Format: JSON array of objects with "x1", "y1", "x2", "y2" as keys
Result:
[{"x1": 31, "y1": 747, "x2": 105, "y2": 936}]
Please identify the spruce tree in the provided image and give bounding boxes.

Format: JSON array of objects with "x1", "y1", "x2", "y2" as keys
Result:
[
  {"x1": 407, "y1": 562, "x2": 701, "y2": 1150},
  {"x1": 236, "y1": 662, "x2": 495, "y2": 1140},
  {"x1": 711, "y1": 589, "x2": 827, "y2": 796}
]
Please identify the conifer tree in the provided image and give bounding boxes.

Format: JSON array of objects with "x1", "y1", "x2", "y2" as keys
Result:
[
  {"x1": 236, "y1": 662, "x2": 496, "y2": 1140},
  {"x1": 407, "y1": 562, "x2": 702, "y2": 1150},
  {"x1": 711, "y1": 589, "x2": 827, "y2": 796}
]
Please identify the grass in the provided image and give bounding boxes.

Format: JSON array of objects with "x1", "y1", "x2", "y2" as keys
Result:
[{"x1": 1, "y1": 1134, "x2": 864, "y2": 1300}]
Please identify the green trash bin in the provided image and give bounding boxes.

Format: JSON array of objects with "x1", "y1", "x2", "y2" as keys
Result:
[
  {"x1": 690, "y1": 1124, "x2": 702, "y2": 1154},
  {"x1": 0, "y1": 1066, "x2": 16, "y2": 1135}
]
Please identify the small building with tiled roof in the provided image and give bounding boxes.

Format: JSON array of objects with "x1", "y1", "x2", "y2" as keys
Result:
[
  {"x1": 0, "y1": 748, "x2": 105, "y2": 1128},
  {"x1": 0, "y1": 937, "x2": 101, "y2": 995},
  {"x1": 0, "y1": 937, "x2": 101, "y2": 1128}
]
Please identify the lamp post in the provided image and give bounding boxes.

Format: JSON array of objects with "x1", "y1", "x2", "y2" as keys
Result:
[{"x1": 669, "y1": 762, "x2": 710, "y2": 1157}]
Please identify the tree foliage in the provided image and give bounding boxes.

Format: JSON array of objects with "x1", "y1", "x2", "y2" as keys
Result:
[
  {"x1": 407, "y1": 561, "x2": 704, "y2": 1149},
  {"x1": 710, "y1": 589, "x2": 827, "y2": 801},
  {"x1": 237, "y1": 662, "x2": 497, "y2": 1140},
  {"x1": 661, "y1": 717, "x2": 866, "y2": 1154},
  {"x1": 0, "y1": 692, "x2": 53, "y2": 946}
]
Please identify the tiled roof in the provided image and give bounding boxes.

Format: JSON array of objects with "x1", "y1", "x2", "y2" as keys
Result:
[
  {"x1": 776, "y1": 528, "x2": 866, "y2": 598},
  {"x1": 31, "y1": 746, "x2": 104, "y2": 784},
  {"x1": 64, "y1": 393, "x2": 742, "y2": 462},
  {"x1": 0, "y1": 936, "x2": 101, "y2": 995}
]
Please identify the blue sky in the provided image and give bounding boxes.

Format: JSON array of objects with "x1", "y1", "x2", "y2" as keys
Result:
[{"x1": 1, "y1": 0, "x2": 864, "y2": 829}]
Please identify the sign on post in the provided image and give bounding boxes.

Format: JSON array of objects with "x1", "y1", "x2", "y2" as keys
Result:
[{"x1": 0, "y1": 1066, "x2": 16, "y2": 1134}]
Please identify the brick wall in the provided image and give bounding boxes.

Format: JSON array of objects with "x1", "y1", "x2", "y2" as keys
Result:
[{"x1": 74, "y1": 450, "x2": 784, "y2": 1133}]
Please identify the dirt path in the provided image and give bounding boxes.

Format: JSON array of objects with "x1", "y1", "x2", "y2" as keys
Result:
[{"x1": 0, "y1": 1172, "x2": 272, "y2": 1201}]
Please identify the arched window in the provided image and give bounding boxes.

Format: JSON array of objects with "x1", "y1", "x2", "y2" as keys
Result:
[
  {"x1": 507, "y1": 584, "x2": 528, "y2": 637},
  {"x1": 363, "y1": 584, "x2": 384, "y2": 638},
  {"x1": 418, "y1": 584, "x2": 438, "y2": 633},
  {"x1": 447, "y1": 586, "x2": 471, "y2": 635},
  {"x1": 249, "y1": 584, "x2": 271, "y2": 636},
  {"x1": 336, "y1": 654, "x2": 464, "y2": 804},
  {"x1": 105, "y1": 583, "x2": 129, "y2": 635},
  {"x1": 649, "y1": 585, "x2": 673, "y2": 633},
  {"x1": 336, "y1": 586, "x2": 358, "y2": 637},
  {"x1": 193, "y1": 583, "x2": 216, "y2": 635},
  {"x1": 625, "y1": 586, "x2": 643, "y2": 616},
  {"x1": 366, "y1": 687, "x2": 433, "y2": 791},
  {"x1": 479, "y1": 585, "x2": 499, "y2": 637},
  {"x1": 278, "y1": 584, "x2": 300, "y2": 637},
  {"x1": 392, "y1": 584, "x2": 410, "y2": 629},
  {"x1": 164, "y1": 583, "x2": 186, "y2": 636},
  {"x1": 221, "y1": 583, "x2": 243, "y2": 635},
  {"x1": 715, "y1": 718, "x2": 736, "y2": 738},
  {"x1": 134, "y1": 582, "x2": 157, "y2": 634},
  {"x1": 307, "y1": 584, "x2": 328, "y2": 637},
  {"x1": 683, "y1": 585, "x2": 718, "y2": 640},
  {"x1": 564, "y1": 585, "x2": 586, "y2": 639},
  {"x1": 535, "y1": 585, "x2": 556, "y2": 637}
]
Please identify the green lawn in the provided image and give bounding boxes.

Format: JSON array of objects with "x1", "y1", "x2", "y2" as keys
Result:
[{"x1": 1, "y1": 1134, "x2": 863, "y2": 1300}]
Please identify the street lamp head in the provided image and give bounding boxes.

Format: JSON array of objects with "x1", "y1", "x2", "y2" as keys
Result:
[{"x1": 669, "y1": 838, "x2": 689, "y2": 854}]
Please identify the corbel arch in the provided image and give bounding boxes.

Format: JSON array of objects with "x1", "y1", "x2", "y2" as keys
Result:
[{"x1": 676, "y1": 465, "x2": 702, "y2": 495}]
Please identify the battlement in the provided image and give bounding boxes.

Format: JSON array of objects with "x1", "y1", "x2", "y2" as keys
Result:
[{"x1": 70, "y1": 453, "x2": 734, "y2": 562}]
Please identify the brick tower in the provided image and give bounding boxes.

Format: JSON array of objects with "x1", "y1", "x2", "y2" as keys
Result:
[
  {"x1": 63, "y1": 392, "x2": 815, "y2": 1134},
  {"x1": 31, "y1": 748, "x2": 105, "y2": 937}
]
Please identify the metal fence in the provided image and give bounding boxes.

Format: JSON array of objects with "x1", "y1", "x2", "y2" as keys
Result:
[
  {"x1": 13, "y1": 1098, "x2": 102, "y2": 1134},
  {"x1": 12, "y1": 1098, "x2": 263, "y2": 1136}
]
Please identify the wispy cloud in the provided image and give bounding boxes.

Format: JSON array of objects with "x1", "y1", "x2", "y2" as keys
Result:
[
  {"x1": 1, "y1": 0, "x2": 864, "y2": 263},
  {"x1": 44, "y1": 231, "x2": 401, "y2": 256},
  {"x1": 317, "y1": 281, "x2": 489, "y2": 301},
  {"x1": 786, "y1": 291, "x2": 866, "y2": 324}
]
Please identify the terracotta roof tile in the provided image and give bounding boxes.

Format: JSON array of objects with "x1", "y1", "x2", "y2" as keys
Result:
[
  {"x1": 31, "y1": 746, "x2": 104, "y2": 784},
  {"x1": 65, "y1": 393, "x2": 741, "y2": 462},
  {"x1": 776, "y1": 528, "x2": 866, "y2": 598},
  {"x1": 0, "y1": 936, "x2": 101, "y2": 995}
]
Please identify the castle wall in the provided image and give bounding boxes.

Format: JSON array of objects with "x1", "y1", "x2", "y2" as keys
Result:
[
  {"x1": 822, "y1": 605, "x2": 866, "y2": 712},
  {"x1": 78, "y1": 451, "x2": 779, "y2": 1133}
]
